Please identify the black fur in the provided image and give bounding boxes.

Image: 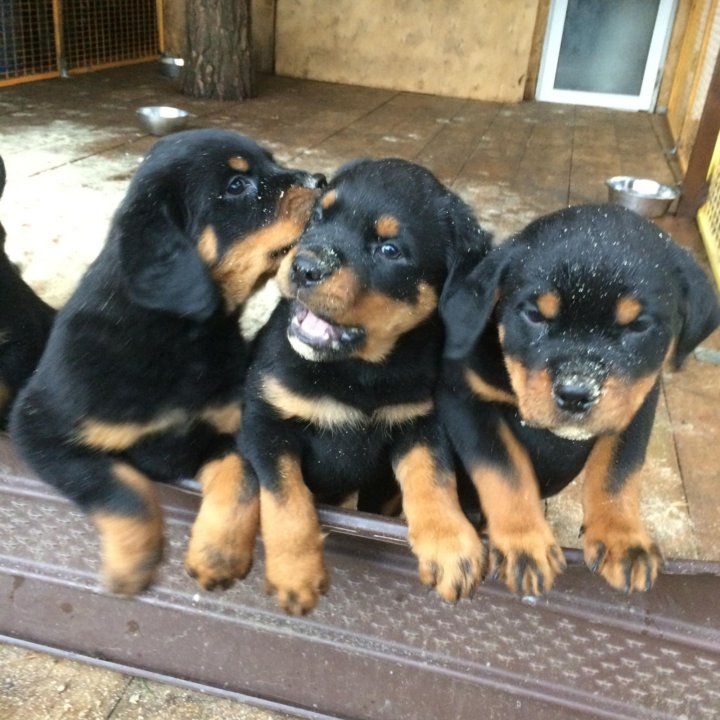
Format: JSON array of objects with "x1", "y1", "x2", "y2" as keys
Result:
[
  {"x1": 0, "y1": 155, "x2": 55, "y2": 428},
  {"x1": 438, "y1": 203, "x2": 720, "y2": 594},
  {"x1": 10, "y1": 129, "x2": 321, "y2": 594},
  {"x1": 241, "y1": 158, "x2": 491, "y2": 613}
]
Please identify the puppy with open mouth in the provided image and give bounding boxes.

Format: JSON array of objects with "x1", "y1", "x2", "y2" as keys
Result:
[
  {"x1": 241, "y1": 158, "x2": 491, "y2": 614},
  {"x1": 439, "y1": 204, "x2": 720, "y2": 597}
]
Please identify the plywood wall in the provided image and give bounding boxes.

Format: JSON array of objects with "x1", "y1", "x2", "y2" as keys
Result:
[{"x1": 274, "y1": 0, "x2": 540, "y2": 102}]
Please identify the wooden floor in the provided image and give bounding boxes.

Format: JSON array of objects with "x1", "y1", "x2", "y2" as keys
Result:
[{"x1": 0, "y1": 64, "x2": 718, "y2": 719}]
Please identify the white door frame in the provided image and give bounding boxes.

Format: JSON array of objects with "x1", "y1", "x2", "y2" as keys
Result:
[{"x1": 536, "y1": 0, "x2": 678, "y2": 111}]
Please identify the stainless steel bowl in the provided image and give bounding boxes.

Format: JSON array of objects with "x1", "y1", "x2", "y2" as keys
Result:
[
  {"x1": 605, "y1": 176, "x2": 680, "y2": 218},
  {"x1": 136, "y1": 106, "x2": 190, "y2": 136},
  {"x1": 159, "y1": 56, "x2": 185, "y2": 79}
]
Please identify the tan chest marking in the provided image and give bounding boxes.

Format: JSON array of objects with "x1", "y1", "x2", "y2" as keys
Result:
[{"x1": 263, "y1": 375, "x2": 365, "y2": 430}]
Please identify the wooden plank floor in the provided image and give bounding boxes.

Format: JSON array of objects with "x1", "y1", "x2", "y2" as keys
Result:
[{"x1": 0, "y1": 64, "x2": 718, "y2": 718}]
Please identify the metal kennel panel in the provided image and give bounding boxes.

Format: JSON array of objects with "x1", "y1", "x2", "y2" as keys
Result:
[
  {"x1": 62, "y1": 0, "x2": 161, "y2": 74},
  {"x1": 697, "y1": 130, "x2": 720, "y2": 289},
  {"x1": 0, "y1": 0, "x2": 59, "y2": 87}
]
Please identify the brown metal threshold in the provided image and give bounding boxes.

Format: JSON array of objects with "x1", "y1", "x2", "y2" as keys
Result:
[{"x1": 1, "y1": 436, "x2": 719, "y2": 720}]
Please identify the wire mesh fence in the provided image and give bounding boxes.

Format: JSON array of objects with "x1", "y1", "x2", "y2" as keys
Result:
[{"x1": 0, "y1": 0, "x2": 160, "y2": 87}]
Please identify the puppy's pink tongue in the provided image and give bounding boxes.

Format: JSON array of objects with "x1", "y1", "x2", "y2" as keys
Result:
[{"x1": 300, "y1": 309, "x2": 333, "y2": 339}]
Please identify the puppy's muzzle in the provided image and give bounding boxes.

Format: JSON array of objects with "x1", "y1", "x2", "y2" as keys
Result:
[{"x1": 291, "y1": 247, "x2": 340, "y2": 288}]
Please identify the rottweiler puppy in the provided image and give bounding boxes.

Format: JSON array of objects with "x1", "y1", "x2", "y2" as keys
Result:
[
  {"x1": 439, "y1": 204, "x2": 720, "y2": 596},
  {"x1": 241, "y1": 158, "x2": 491, "y2": 614},
  {"x1": 0, "y1": 155, "x2": 55, "y2": 428},
  {"x1": 10, "y1": 129, "x2": 321, "y2": 596}
]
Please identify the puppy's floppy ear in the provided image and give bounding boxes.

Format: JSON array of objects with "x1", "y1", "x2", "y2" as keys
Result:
[
  {"x1": 117, "y1": 192, "x2": 220, "y2": 322},
  {"x1": 439, "y1": 190, "x2": 493, "y2": 261},
  {"x1": 440, "y1": 241, "x2": 512, "y2": 361},
  {"x1": 668, "y1": 242, "x2": 720, "y2": 368}
]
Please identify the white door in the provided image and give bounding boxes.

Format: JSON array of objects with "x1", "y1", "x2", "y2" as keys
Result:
[{"x1": 536, "y1": 0, "x2": 678, "y2": 111}]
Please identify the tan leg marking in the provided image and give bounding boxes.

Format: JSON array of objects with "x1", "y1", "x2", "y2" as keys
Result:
[
  {"x1": 185, "y1": 453, "x2": 259, "y2": 590},
  {"x1": 472, "y1": 422, "x2": 565, "y2": 596},
  {"x1": 261, "y1": 454, "x2": 328, "y2": 615},
  {"x1": 582, "y1": 437, "x2": 662, "y2": 592},
  {"x1": 396, "y1": 445, "x2": 484, "y2": 601},
  {"x1": 92, "y1": 463, "x2": 164, "y2": 596}
]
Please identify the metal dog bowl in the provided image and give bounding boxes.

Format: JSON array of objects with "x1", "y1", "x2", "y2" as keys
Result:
[
  {"x1": 606, "y1": 176, "x2": 680, "y2": 218},
  {"x1": 159, "y1": 56, "x2": 185, "y2": 79},
  {"x1": 136, "y1": 106, "x2": 190, "y2": 136}
]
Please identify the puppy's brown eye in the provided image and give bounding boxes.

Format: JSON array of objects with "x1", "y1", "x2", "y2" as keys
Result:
[{"x1": 226, "y1": 175, "x2": 250, "y2": 196}]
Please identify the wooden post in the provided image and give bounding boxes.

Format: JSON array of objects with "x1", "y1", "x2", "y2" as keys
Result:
[
  {"x1": 183, "y1": 0, "x2": 255, "y2": 101},
  {"x1": 677, "y1": 53, "x2": 720, "y2": 217}
]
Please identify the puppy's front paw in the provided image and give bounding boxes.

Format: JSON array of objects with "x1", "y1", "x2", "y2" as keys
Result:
[
  {"x1": 488, "y1": 521, "x2": 566, "y2": 596},
  {"x1": 95, "y1": 514, "x2": 164, "y2": 597},
  {"x1": 185, "y1": 502, "x2": 258, "y2": 591},
  {"x1": 264, "y1": 549, "x2": 329, "y2": 615},
  {"x1": 410, "y1": 518, "x2": 485, "y2": 602},
  {"x1": 583, "y1": 522, "x2": 663, "y2": 593}
]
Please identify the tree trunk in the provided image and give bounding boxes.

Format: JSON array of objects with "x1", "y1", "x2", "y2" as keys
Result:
[{"x1": 184, "y1": 0, "x2": 256, "y2": 101}]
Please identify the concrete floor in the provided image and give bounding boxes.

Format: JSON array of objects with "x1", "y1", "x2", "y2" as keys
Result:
[{"x1": 1, "y1": 63, "x2": 718, "y2": 719}]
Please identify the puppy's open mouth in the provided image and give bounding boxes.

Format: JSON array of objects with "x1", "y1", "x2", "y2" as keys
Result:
[{"x1": 287, "y1": 302, "x2": 364, "y2": 360}]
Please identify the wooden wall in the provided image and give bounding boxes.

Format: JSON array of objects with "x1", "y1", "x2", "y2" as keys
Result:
[{"x1": 274, "y1": 0, "x2": 540, "y2": 102}]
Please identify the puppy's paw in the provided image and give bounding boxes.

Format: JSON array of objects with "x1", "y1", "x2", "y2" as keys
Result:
[
  {"x1": 185, "y1": 539, "x2": 255, "y2": 591},
  {"x1": 583, "y1": 522, "x2": 663, "y2": 593},
  {"x1": 264, "y1": 550, "x2": 329, "y2": 615},
  {"x1": 185, "y1": 506, "x2": 258, "y2": 591},
  {"x1": 488, "y1": 522, "x2": 566, "y2": 596},
  {"x1": 96, "y1": 515, "x2": 164, "y2": 597},
  {"x1": 411, "y1": 519, "x2": 485, "y2": 602}
]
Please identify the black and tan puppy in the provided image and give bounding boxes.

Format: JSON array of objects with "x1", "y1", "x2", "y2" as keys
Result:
[
  {"x1": 10, "y1": 129, "x2": 320, "y2": 595},
  {"x1": 0, "y1": 156, "x2": 56, "y2": 428},
  {"x1": 439, "y1": 204, "x2": 720, "y2": 596},
  {"x1": 241, "y1": 159, "x2": 491, "y2": 614}
]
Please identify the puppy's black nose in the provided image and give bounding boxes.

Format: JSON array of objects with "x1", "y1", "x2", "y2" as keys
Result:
[
  {"x1": 291, "y1": 248, "x2": 338, "y2": 287},
  {"x1": 553, "y1": 378, "x2": 599, "y2": 414},
  {"x1": 312, "y1": 173, "x2": 327, "y2": 189}
]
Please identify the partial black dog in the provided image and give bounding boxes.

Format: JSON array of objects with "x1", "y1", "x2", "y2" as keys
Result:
[
  {"x1": 11, "y1": 130, "x2": 321, "y2": 595},
  {"x1": 241, "y1": 159, "x2": 491, "y2": 614},
  {"x1": 0, "y1": 155, "x2": 55, "y2": 428},
  {"x1": 439, "y1": 204, "x2": 720, "y2": 596}
]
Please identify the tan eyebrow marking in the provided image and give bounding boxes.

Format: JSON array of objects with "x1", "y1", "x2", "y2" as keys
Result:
[
  {"x1": 375, "y1": 215, "x2": 399, "y2": 238},
  {"x1": 616, "y1": 296, "x2": 642, "y2": 326},
  {"x1": 229, "y1": 156, "x2": 249, "y2": 172},
  {"x1": 536, "y1": 291, "x2": 560, "y2": 320}
]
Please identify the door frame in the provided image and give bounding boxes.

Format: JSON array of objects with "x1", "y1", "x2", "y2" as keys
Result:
[{"x1": 536, "y1": 0, "x2": 678, "y2": 111}]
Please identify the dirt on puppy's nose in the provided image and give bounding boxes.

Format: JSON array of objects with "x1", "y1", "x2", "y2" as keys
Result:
[
  {"x1": 291, "y1": 247, "x2": 340, "y2": 288},
  {"x1": 552, "y1": 375, "x2": 601, "y2": 414}
]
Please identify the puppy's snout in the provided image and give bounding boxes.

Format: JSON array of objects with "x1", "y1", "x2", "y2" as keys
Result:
[
  {"x1": 291, "y1": 247, "x2": 339, "y2": 288},
  {"x1": 552, "y1": 376, "x2": 600, "y2": 414},
  {"x1": 311, "y1": 173, "x2": 327, "y2": 189}
]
